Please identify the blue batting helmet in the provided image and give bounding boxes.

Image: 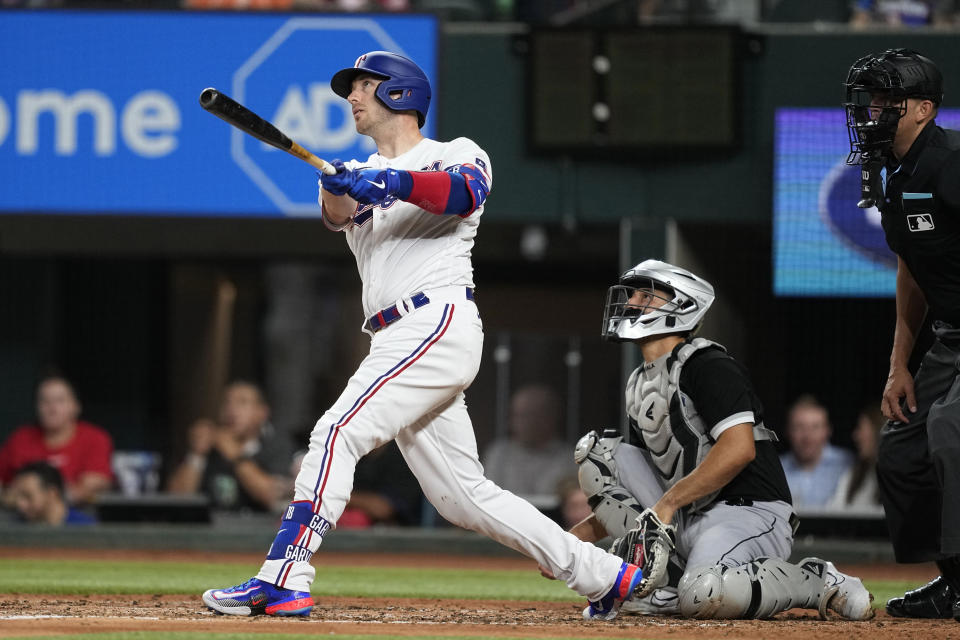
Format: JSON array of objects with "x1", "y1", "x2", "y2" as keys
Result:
[{"x1": 331, "y1": 51, "x2": 431, "y2": 128}]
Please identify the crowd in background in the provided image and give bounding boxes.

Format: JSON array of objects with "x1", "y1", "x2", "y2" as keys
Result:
[
  {"x1": 0, "y1": 371, "x2": 885, "y2": 529},
  {"x1": 3, "y1": 0, "x2": 960, "y2": 28}
]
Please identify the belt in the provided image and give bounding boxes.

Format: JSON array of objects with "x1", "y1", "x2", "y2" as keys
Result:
[{"x1": 367, "y1": 287, "x2": 474, "y2": 333}]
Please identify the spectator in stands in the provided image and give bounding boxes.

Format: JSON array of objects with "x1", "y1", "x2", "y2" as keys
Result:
[
  {"x1": 778, "y1": 394, "x2": 854, "y2": 509},
  {"x1": 9, "y1": 462, "x2": 96, "y2": 525},
  {"x1": 168, "y1": 381, "x2": 292, "y2": 512},
  {"x1": 0, "y1": 375, "x2": 113, "y2": 506},
  {"x1": 827, "y1": 404, "x2": 884, "y2": 513},
  {"x1": 482, "y1": 384, "x2": 574, "y2": 501},
  {"x1": 848, "y1": 0, "x2": 958, "y2": 27}
]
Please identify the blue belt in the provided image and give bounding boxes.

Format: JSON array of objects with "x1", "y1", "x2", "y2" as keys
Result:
[{"x1": 368, "y1": 288, "x2": 474, "y2": 332}]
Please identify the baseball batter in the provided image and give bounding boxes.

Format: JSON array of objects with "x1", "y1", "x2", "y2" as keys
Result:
[
  {"x1": 571, "y1": 260, "x2": 875, "y2": 620},
  {"x1": 203, "y1": 51, "x2": 643, "y2": 621}
]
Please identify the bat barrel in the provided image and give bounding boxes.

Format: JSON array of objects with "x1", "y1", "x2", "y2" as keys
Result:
[
  {"x1": 199, "y1": 88, "x2": 220, "y2": 110},
  {"x1": 199, "y1": 86, "x2": 335, "y2": 173}
]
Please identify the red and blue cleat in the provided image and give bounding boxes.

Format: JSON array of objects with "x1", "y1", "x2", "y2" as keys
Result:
[
  {"x1": 583, "y1": 562, "x2": 644, "y2": 621},
  {"x1": 202, "y1": 577, "x2": 313, "y2": 617}
]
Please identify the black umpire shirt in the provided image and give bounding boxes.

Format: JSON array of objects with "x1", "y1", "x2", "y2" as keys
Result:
[{"x1": 880, "y1": 121, "x2": 960, "y2": 324}]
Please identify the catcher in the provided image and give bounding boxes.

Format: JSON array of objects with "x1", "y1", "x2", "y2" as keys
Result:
[{"x1": 569, "y1": 260, "x2": 875, "y2": 620}]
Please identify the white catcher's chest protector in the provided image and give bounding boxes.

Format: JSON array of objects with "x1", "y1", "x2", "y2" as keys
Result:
[{"x1": 625, "y1": 338, "x2": 776, "y2": 513}]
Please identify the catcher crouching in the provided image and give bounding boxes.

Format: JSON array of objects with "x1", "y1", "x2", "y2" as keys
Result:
[{"x1": 567, "y1": 260, "x2": 874, "y2": 620}]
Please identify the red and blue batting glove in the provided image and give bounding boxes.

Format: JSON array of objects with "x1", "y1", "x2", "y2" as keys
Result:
[
  {"x1": 318, "y1": 159, "x2": 355, "y2": 196},
  {"x1": 347, "y1": 168, "x2": 412, "y2": 205}
]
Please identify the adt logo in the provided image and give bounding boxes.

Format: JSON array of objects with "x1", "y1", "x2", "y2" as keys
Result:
[
  {"x1": 232, "y1": 18, "x2": 418, "y2": 216},
  {"x1": 820, "y1": 160, "x2": 897, "y2": 268}
]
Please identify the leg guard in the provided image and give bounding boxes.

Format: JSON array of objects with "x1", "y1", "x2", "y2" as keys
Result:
[
  {"x1": 258, "y1": 501, "x2": 332, "y2": 590},
  {"x1": 575, "y1": 430, "x2": 643, "y2": 538},
  {"x1": 677, "y1": 557, "x2": 824, "y2": 619},
  {"x1": 265, "y1": 501, "x2": 332, "y2": 564}
]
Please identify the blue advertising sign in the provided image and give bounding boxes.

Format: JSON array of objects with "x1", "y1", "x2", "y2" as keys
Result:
[
  {"x1": 0, "y1": 11, "x2": 437, "y2": 217},
  {"x1": 773, "y1": 107, "x2": 960, "y2": 297}
]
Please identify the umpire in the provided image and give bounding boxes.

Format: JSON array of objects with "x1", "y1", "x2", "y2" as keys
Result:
[{"x1": 844, "y1": 48, "x2": 960, "y2": 621}]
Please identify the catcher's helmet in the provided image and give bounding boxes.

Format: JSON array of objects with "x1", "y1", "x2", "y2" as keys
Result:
[
  {"x1": 844, "y1": 48, "x2": 943, "y2": 165},
  {"x1": 331, "y1": 51, "x2": 431, "y2": 128},
  {"x1": 601, "y1": 260, "x2": 715, "y2": 343}
]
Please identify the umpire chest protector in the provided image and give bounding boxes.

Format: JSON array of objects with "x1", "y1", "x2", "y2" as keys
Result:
[{"x1": 626, "y1": 338, "x2": 777, "y2": 513}]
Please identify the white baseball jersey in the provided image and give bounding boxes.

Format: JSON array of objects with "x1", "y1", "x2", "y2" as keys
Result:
[
  {"x1": 257, "y1": 135, "x2": 624, "y2": 603},
  {"x1": 341, "y1": 136, "x2": 491, "y2": 321}
]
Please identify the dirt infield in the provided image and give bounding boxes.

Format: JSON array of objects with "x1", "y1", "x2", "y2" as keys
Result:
[{"x1": 1, "y1": 550, "x2": 959, "y2": 639}]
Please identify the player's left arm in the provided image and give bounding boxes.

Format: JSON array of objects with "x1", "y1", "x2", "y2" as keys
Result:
[
  {"x1": 650, "y1": 424, "x2": 755, "y2": 525},
  {"x1": 345, "y1": 140, "x2": 493, "y2": 216}
]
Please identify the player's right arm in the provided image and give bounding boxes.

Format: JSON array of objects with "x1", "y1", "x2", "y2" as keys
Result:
[{"x1": 883, "y1": 256, "x2": 927, "y2": 422}]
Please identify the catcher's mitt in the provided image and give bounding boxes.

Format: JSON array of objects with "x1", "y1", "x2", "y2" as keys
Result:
[{"x1": 610, "y1": 507, "x2": 676, "y2": 598}]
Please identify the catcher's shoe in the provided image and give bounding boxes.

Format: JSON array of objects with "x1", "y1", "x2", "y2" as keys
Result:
[
  {"x1": 619, "y1": 587, "x2": 679, "y2": 616},
  {"x1": 803, "y1": 558, "x2": 874, "y2": 621},
  {"x1": 582, "y1": 562, "x2": 643, "y2": 621},
  {"x1": 886, "y1": 576, "x2": 955, "y2": 618},
  {"x1": 202, "y1": 577, "x2": 313, "y2": 617}
]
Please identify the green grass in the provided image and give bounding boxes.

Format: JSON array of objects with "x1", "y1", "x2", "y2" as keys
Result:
[
  {"x1": 0, "y1": 553, "x2": 930, "y2": 633},
  {"x1": 0, "y1": 557, "x2": 578, "y2": 601},
  {"x1": 864, "y1": 579, "x2": 927, "y2": 610},
  {"x1": 0, "y1": 557, "x2": 923, "y2": 606}
]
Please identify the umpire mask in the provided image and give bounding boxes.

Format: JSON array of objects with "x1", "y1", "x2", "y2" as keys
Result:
[
  {"x1": 844, "y1": 48, "x2": 943, "y2": 165},
  {"x1": 602, "y1": 260, "x2": 715, "y2": 343}
]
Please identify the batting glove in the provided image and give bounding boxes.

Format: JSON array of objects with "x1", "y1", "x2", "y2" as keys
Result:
[
  {"x1": 319, "y1": 159, "x2": 355, "y2": 196},
  {"x1": 347, "y1": 168, "x2": 408, "y2": 205}
]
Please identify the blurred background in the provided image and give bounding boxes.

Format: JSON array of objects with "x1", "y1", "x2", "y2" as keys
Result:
[{"x1": 1, "y1": 0, "x2": 957, "y2": 542}]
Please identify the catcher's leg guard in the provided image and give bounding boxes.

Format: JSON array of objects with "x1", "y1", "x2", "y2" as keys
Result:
[
  {"x1": 574, "y1": 430, "x2": 643, "y2": 538},
  {"x1": 678, "y1": 557, "x2": 820, "y2": 619},
  {"x1": 676, "y1": 557, "x2": 874, "y2": 620}
]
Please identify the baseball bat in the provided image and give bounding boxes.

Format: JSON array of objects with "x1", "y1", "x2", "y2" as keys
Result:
[{"x1": 199, "y1": 88, "x2": 337, "y2": 175}]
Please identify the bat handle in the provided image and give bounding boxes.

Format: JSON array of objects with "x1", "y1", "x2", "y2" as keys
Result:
[
  {"x1": 288, "y1": 140, "x2": 337, "y2": 175},
  {"x1": 310, "y1": 156, "x2": 339, "y2": 176}
]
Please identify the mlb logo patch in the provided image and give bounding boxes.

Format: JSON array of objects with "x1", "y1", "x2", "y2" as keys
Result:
[
  {"x1": 474, "y1": 157, "x2": 486, "y2": 170},
  {"x1": 908, "y1": 214, "x2": 935, "y2": 232}
]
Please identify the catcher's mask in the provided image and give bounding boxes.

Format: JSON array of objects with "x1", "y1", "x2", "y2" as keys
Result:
[
  {"x1": 844, "y1": 48, "x2": 942, "y2": 165},
  {"x1": 602, "y1": 259, "x2": 715, "y2": 343}
]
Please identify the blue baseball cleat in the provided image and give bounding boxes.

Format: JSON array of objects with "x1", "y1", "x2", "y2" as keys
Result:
[
  {"x1": 202, "y1": 577, "x2": 313, "y2": 617},
  {"x1": 583, "y1": 562, "x2": 644, "y2": 621}
]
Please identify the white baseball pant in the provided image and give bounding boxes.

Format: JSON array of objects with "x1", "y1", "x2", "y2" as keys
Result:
[{"x1": 256, "y1": 286, "x2": 623, "y2": 600}]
